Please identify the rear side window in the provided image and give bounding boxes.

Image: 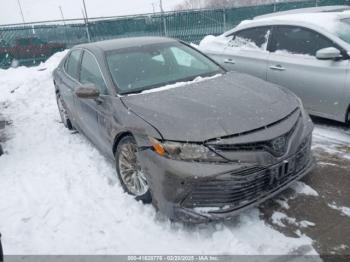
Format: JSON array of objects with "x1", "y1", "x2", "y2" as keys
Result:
[
  {"x1": 80, "y1": 51, "x2": 108, "y2": 94},
  {"x1": 65, "y1": 50, "x2": 82, "y2": 80},
  {"x1": 269, "y1": 26, "x2": 336, "y2": 56},
  {"x1": 228, "y1": 27, "x2": 270, "y2": 50}
]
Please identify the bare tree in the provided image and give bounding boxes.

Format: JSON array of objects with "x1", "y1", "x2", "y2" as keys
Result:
[{"x1": 174, "y1": 0, "x2": 203, "y2": 10}]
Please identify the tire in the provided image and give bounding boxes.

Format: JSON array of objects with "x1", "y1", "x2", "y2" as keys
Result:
[
  {"x1": 56, "y1": 93, "x2": 73, "y2": 130},
  {"x1": 115, "y1": 136, "x2": 152, "y2": 203}
]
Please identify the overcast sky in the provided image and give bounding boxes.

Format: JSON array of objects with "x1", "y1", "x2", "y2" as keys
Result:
[{"x1": 0, "y1": 0, "x2": 184, "y2": 25}]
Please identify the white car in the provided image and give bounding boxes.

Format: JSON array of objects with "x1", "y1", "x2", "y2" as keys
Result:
[{"x1": 199, "y1": 5, "x2": 350, "y2": 124}]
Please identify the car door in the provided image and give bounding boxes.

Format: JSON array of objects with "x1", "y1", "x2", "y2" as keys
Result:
[
  {"x1": 60, "y1": 49, "x2": 83, "y2": 124},
  {"x1": 221, "y1": 26, "x2": 271, "y2": 80},
  {"x1": 75, "y1": 50, "x2": 111, "y2": 153},
  {"x1": 267, "y1": 25, "x2": 349, "y2": 120}
]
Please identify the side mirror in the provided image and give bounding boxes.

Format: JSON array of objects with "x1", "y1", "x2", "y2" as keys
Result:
[
  {"x1": 75, "y1": 84, "x2": 100, "y2": 99},
  {"x1": 316, "y1": 47, "x2": 342, "y2": 60}
]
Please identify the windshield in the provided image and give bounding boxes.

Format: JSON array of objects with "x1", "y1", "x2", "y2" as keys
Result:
[
  {"x1": 336, "y1": 18, "x2": 350, "y2": 44},
  {"x1": 106, "y1": 41, "x2": 224, "y2": 95}
]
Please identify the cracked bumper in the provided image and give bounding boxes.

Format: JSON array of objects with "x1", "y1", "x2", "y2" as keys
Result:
[{"x1": 138, "y1": 140, "x2": 315, "y2": 223}]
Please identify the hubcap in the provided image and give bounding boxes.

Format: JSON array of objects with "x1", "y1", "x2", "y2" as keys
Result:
[
  {"x1": 119, "y1": 143, "x2": 149, "y2": 196},
  {"x1": 57, "y1": 95, "x2": 68, "y2": 126}
]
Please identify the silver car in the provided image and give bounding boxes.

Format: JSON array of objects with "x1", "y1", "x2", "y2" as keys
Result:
[{"x1": 199, "y1": 6, "x2": 350, "y2": 124}]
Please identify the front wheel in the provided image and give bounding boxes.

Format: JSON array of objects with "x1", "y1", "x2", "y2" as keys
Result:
[{"x1": 115, "y1": 136, "x2": 152, "y2": 203}]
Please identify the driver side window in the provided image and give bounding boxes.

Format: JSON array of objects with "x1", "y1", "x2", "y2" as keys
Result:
[
  {"x1": 80, "y1": 51, "x2": 108, "y2": 95},
  {"x1": 269, "y1": 26, "x2": 337, "y2": 56}
]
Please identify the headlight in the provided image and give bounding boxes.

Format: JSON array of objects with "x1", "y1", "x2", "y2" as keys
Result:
[
  {"x1": 149, "y1": 137, "x2": 226, "y2": 162},
  {"x1": 298, "y1": 133, "x2": 312, "y2": 151}
]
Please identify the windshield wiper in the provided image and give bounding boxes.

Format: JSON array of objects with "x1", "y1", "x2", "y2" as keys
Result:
[
  {"x1": 119, "y1": 71, "x2": 223, "y2": 96},
  {"x1": 120, "y1": 89, "x2": 145, "y2": 96}
]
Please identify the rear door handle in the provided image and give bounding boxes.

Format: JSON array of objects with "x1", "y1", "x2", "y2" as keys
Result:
[
  {"x1": 269, "y1": 65, "x2": 286, "y2": 71},
  {"x1": 224, "y1": 58, "x2": 236, "y2": 64}
]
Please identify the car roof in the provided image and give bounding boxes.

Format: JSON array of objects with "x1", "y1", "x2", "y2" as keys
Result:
[
  {"x1": 226, "y1": 5, "x2": 350, "y2": 37},
  {"x1": 254, "y1": 5, "x2": 350, "y2": 20},
  {"x1": 75, "y1": 36, "x2": 177, "y2": 53}
]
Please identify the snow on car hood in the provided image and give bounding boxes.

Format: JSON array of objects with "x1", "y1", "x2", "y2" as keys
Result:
[{"x1": 121, "y1": 71, "x2": 299, "y2": 142}]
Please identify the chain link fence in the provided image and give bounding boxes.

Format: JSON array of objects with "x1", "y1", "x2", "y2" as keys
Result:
[{"x1": 0, "y1": 0, "x2": 349, "y2": 68}]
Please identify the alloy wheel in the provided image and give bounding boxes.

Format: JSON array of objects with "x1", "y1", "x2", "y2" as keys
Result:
[{"x1": 118, "y1": 142, "x2": 149, "y2": 196}]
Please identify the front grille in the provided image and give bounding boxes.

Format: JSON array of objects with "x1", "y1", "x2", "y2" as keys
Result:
[
  {"x1": 182, "y1": 138, "x2": 312, "y2": 211},
  {"x1": 209, "y1": 124, "x2": 297, "y2": 157}
]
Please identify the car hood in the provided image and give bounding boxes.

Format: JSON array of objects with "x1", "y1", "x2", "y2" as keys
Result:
[{"x1": 121, "y1": 72, "x2": 299, "y2": 142}]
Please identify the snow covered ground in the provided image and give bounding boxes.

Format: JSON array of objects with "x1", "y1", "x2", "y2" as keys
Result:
[{"x1": 0, "y1": 52, "x2": 348, "y2": 255}]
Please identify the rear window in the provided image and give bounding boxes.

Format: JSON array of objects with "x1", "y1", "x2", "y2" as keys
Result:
[{"x1": 229, "y1": 26, "x2": 270, "y2": 50}]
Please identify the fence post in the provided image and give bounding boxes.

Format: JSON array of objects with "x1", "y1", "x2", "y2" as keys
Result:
[
  {"x1": 163, "y1": 14, "x2": 167, "y2": 36},
  {"x1": 82, "y1": 0, "x2": 91, "y2": 42},
  {"x1": 160, "y1": 0, "x2": 167, "y2": 36},
  {"x1": 223, "y1": 8, "x2": 226, "y2": 32}
]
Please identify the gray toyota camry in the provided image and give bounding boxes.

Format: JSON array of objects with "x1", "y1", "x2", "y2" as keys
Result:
[{"x1": 53, "y1": 37, "x2": 315, "y2": 223}]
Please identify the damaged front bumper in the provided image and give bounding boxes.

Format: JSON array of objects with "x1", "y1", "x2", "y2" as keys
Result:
[
  {"x1": 176, "y1": 156, "x2": 315, "y2": 223},
  {"x1": 137, "y1": 109, "x2": 315, "y2": 223},
  {"x1": 138, "y1": 134, "x2": 315, "y2": 223}
]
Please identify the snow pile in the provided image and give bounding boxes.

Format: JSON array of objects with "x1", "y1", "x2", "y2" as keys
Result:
[
  {"x1": 291, "y1": 182, "x2": 319, "y2": 197},
  {"x1": 273, "y1": 50, "x2": 314, "y2": 59},
  {"x1": 198, "y1": 33, "x2": 269, "y2": 54},
  {"x1": 198, "y1": 35, "x2": 229, "y2": 54},
  {"x1": 328, "y1": 203, "x2": 350, "y2": 217},
  {"x1": 272, "y1": 212, "x2": 315, "y2": 229},
  {"x1": 313, "y1": 125, "x2": 350, "y2": 160},
  {"x1": 0, "y1": 53, "x2": 317, "y2": 255},
  {"x1": 275, "y1": 199, "x2": 290, "y2": 210}
]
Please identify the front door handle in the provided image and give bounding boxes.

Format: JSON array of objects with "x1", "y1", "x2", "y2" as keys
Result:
[
  {"x1": 224, "y1": 58, "x2": 236, "y2": 65},
  {"x1": 269, "y1": 65, "x2": 286, "y2": 71},
  {"x1": 95, "y1": 97, "x2": 103, "y2": 105}
]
